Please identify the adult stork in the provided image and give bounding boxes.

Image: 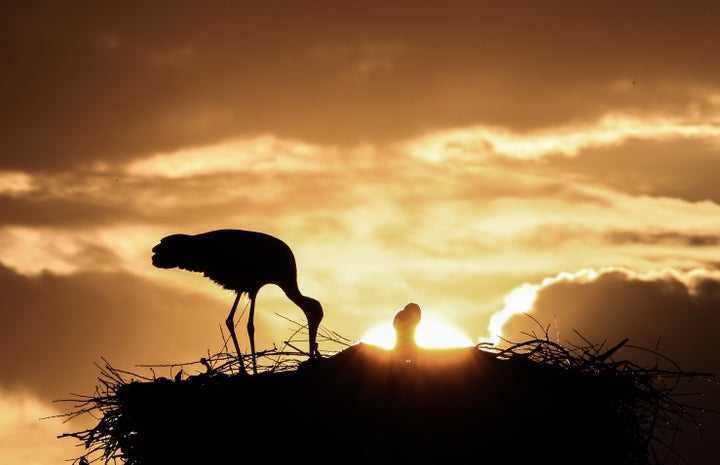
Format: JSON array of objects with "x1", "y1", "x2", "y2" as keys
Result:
[{"x1": 151, "y1": 229, "x2": 324, "y2": 374}]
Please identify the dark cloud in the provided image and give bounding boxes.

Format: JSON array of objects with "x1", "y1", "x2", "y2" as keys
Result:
[
  {"x1": 499, "y1": 223, "x2": 720, "y2": 267},
  {"x1": 538, "y1": 139, "x2": 720, "y2": 204},
  {"x1": 0, "y1": 262, "x2": 227, "y2": 403},
  {"x1": 503, "y1": 268, "x2": 720, "y2": 368},
  {"x1": 3, "y1": 1, "x2": 720, "y2": 170},
  {"x1": 602, "y1": 230, "x2": 720, "y2": 247},
  {"x1": 0, "y1": 165, "x2": 360, "y2": 230},
  {"x1": 0, "y1": 195, "x2": 134, "y2": 228}
]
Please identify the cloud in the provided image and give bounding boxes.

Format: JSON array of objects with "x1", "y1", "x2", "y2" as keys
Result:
[
  {"x1": 307, "y1": 40, "x2": 408, "y2": 82},
  {"x1": 0, "y1": 172, "x2": 35, "y2": 195},
  {"x1": 403, "y1": 114, "x2": 720, "y2": 162},
  {"x1": 0, "y1": 263, "x2": 230, "y2": 403},
  {"x1": 537, "y1": 138, "x2": 720, "y2": 204},
  {"x1": 0, "y1": 195, "x2": 135, "y2": 229},
  {"x1": 495, "y1": 266, "x2": 720, "y2": 371},
  {"x1": 125, "y1": 136, "x2": 343, "y2": 178},
  {"x1": 4, "y1": 2, "x2": 720, "y2": 171},
  {"x1": 0, "y1": 226, "x2": 155, "y2": 275},
  {"x1": 2, "y1": 130, "x2": 720, "y2": 292},
  {"x1": 0, "y1": 389, "x2": 81, "y2": 465},
  {"x1": 601, "y1": 230, "x2": 720, "y2": 247}
]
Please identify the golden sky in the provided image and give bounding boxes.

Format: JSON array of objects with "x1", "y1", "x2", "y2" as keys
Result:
[{"x1": 2, "y1": 1, "x2": 720, "y2": 463}]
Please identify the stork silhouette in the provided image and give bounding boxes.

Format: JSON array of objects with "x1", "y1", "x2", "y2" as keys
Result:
[{"x1": 151, "y1": 229, "x2": 324, "y2": 375}]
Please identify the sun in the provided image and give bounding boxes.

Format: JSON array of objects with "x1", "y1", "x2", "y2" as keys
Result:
[{"x1": 361, "y1": 313, "x2": 474, "y2": 350}]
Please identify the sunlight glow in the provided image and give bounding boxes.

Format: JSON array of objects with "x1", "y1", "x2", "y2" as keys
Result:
[
  {"x1": 361, "y1": 316, "x2": 474, "y2": 350},
  {"x1": 486, "y1": 283, "x2": 539, "y2": 345},
  {"x1": 361, "y1": 324, "x2": 396, "y2": 350}
]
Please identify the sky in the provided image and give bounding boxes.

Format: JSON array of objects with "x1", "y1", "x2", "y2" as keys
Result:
[{"x1": 2, "y1": 1, "x2": 720, "y2": 463}]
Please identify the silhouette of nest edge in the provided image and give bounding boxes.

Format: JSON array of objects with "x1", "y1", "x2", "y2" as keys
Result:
[
  {"x1": 56, "y1": 319, "x2": 716, "y2": 465},
  {"x1": 55, "y1": 318, "x2": 354, "y2": 465},
  {"x1": 481, "y1": 337, "x2": 715, "y2": 465}
]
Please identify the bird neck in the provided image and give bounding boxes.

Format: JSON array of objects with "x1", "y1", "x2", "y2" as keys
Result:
[
  {"x1": 286, "y1": 292, "x2": 323, "y2": 321},
  {"x1": 287, "y1": 291, "x2": 313, "y2": 309}
]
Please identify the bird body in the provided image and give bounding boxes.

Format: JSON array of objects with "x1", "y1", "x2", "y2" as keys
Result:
[{"x1": 152, "y1": 229, "x2": 323, "y2": 374}]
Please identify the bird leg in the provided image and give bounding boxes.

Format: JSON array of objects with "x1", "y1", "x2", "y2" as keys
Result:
[
  {"x1": 226, "y1": 293, "x2": 248, "y2": 375},
  {"x1": 247, "y1": 295, "x2": 257, "y2": 375},
  {"x1": 309, "y1": 323, "x2": 320, "y2": 359},
  {"x1": 311, "y1": 341, "x2": 320, "y2": 358}
]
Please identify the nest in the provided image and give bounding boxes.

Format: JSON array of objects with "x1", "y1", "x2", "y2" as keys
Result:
[{"x1": 56, "y1": 320, "x2": 714, "y2": 465}]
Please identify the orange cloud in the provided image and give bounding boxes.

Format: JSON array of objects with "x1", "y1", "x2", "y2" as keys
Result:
[
  {"x1": 0, "y1": 171, "x2": 35, "y2": 195},
  {"x1": 404, "y1": 113, "x2": 720, "y2": 162},
  {"x1": 0, "y1": 389, "x2": 81, "y2": 465},
  {"x1": 125, "y1": 136, "x2": 332, "y2": 178}
]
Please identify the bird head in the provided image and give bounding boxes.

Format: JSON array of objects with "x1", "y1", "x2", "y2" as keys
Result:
[
  {"x1": 151, "y1": 233, "x2": 190, "y2": 269},
  {"x1": 298, "y1": 295, "x2": 324, "y2": 326},
  {"x1": 393, "y1": 302, "x2": 422, "y2": 331},
  {"x1": 393, "y1": 302, "x2": 422, "y2": 351}
]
